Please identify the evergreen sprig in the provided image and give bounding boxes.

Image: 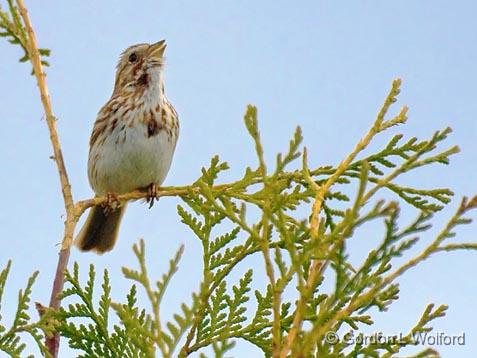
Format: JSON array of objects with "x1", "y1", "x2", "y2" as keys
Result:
[
  {"x1": 0, "y1": 261, "x2": 51, "y2": 358},
  {"x1": 0, "y1": 0, "x2": 50, "y2": 71},
  {"x1": 57, "y1": 241, "x2": 198, "y2": 358}
]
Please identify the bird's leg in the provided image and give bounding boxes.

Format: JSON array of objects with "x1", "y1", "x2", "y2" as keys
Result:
[
  {"x1": 102, "y1": 192, "x2": 120, "y2": 215},
  {"x1": 145, "y1": 183, "x2": 158, "y2": 209}
]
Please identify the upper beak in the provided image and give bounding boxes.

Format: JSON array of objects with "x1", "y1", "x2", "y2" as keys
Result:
[{"x1": 148, "y1": 40, "x2": 166, "y2": 60}]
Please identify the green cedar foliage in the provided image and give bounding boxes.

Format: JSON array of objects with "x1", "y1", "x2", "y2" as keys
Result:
[
  {"x1": 51, "y1": 85, "x2": 477, "y2": 357},
  {"x1": 0, "y1": 0, "x2": 50, "y2": 71},
  {"x1": 0, "y1": 261, "x2": 54, "y2": 357}
]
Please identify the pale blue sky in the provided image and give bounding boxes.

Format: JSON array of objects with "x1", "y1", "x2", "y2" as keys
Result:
[{"x1": 1, "y1": 1, "x2": 477, "y2": 357}]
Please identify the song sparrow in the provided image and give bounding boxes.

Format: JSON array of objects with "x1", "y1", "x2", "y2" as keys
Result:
[{"x1": 75, "y1": 40, "x2": 179, "y2": 253}]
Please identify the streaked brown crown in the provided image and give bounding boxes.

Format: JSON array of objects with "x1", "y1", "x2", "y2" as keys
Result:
[{"x1": 113, "y1": 40, "x2": 166, "y2": 94}]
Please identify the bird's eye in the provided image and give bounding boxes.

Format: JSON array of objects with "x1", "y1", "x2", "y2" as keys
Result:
[{"x1": 128, "y1": 53, "x2": 138, "y2": 63}]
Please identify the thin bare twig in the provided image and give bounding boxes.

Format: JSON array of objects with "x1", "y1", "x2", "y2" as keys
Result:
[
  {"x1": 16, "y1": 0, "x2": 75, "y2": 243},
  {"x1": 15, "y1": 1, "x2": 75, "y2": 356}
]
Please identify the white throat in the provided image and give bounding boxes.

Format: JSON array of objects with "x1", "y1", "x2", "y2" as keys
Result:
[{"x1": 144, "y1": 69, "x2": 166, "y2": 107}]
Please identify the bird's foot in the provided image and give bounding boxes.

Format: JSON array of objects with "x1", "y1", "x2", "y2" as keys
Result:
[
  {"x1": 145, "y1": 183, "x2": 159, "y2": 209},
  {"x1": 102, "y1": 192, "x2": 120, "y2": 215}
]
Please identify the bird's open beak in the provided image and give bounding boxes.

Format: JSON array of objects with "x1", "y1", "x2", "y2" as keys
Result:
[{"x1": 148, "y1": 40, "x2": 166, "y2": 60}]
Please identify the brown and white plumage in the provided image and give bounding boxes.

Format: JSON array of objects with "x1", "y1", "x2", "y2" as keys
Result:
[{"x1": 76, "y1": 40, "x2": 179, "y2": 253}]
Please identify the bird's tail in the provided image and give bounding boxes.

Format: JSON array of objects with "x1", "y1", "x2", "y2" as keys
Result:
[{"x1": 75, "y1": 204, "x2": 127, "y2": 253}]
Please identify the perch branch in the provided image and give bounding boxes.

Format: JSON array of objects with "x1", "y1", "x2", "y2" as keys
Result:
[{"x1": 74, "y1": 187, "x2": 190, "y2": 218}]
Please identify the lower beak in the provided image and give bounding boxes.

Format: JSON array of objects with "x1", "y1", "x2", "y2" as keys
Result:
[{"x1": 149, "y1": 40, "x2": 166, "y2": 60}]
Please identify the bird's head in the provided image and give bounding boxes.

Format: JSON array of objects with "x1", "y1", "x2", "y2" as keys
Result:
[{"x1": 113, "y1": 40, "x2": 167, "y2": 94}]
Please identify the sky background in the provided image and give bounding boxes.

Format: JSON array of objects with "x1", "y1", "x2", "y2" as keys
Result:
[{"x1": 1, "y1": 1, "x2": 477, "y2": 357}]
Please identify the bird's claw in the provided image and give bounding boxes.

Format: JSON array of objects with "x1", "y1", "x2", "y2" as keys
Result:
[
  {"x1": 146, "y1": 183, "x2": 159, "y2": 209},
  {"x1": 102, "y1": 192, "x2": 120, "y2": 215}
]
